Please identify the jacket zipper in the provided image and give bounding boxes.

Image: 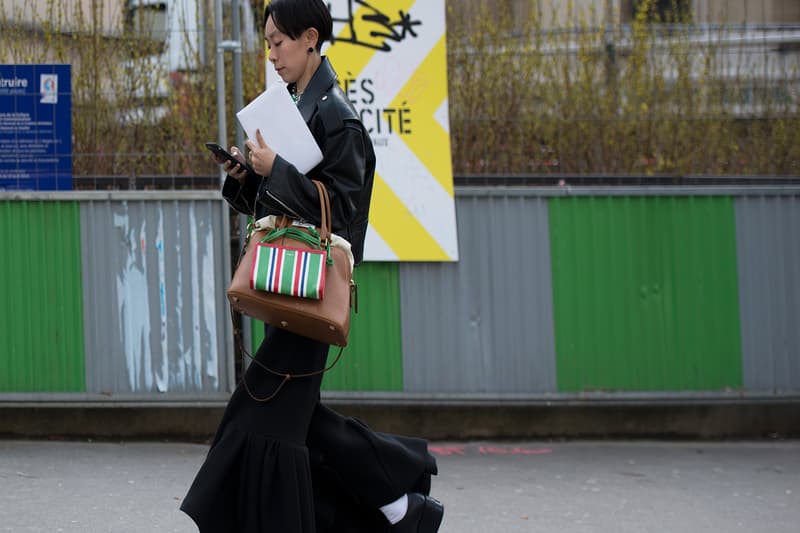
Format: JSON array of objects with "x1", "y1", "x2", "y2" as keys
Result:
[{"x1": 264, "y1": 188, "x2": 302, "y2": 220}]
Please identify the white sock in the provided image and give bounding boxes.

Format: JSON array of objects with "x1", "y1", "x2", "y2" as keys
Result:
[{"x1": 380, "y1": 493, "x2": 409, "y2": 525}]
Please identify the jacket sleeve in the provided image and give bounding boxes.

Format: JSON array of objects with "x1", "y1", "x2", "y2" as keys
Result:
[
  {"x1": 256, "y1": 120, "x2": 368, "y2": 232},
  {"x1": 221, "y1": 172, "x2": 261, "y2": 216}
]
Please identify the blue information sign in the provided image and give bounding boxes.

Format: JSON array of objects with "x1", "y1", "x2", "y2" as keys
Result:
[{"x1": 0, "y1": 64, "x2": 72, "y2": 190}]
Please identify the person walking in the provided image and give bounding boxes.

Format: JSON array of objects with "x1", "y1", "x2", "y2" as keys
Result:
[{"x1": 181, "y1": 1, "x2": 444, "y2": 532}]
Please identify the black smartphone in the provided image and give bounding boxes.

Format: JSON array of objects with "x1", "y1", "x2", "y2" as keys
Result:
[{"x1": 205, "y1": 142, "x2": 256, "y2": 175}]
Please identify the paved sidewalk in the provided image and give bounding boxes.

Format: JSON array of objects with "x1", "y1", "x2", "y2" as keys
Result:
[{"x1": 1, "y1": 439, "x2": 798, "y2": 532}]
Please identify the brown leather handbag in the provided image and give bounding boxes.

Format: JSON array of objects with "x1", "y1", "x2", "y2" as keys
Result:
[{"x1": 227, "y1": 180, "x2": 354, "y2": 347}]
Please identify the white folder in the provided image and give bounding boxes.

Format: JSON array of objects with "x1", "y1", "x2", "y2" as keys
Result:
[{"x1": 236, "y1": 85, "x2": 323, "y2": 175}]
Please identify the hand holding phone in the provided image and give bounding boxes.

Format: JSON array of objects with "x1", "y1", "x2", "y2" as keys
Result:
[{"x1": 205, "y1": 142, "x2": 257, "y2": 176}]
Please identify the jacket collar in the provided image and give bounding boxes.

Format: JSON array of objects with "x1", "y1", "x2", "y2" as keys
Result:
[{"x1": 290, "y1": 56, "x2": 337, "y2": 123}]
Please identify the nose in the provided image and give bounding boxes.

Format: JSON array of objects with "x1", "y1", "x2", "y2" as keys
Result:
[{"x1": 268, "y1": 47, "x2": 277, "y2": 63}]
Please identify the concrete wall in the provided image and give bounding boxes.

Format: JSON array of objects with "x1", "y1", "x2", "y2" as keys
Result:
[
  {"x1": 697, "y1": 0, "x2": 800, "y2": 24},
  {"x1": 1, "y1": 0, "x2": 124, "y2": 34}
]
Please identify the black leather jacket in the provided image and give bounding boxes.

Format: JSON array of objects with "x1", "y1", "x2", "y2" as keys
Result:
[{"x1": 222, "y1": 57, "x2": 375, "y2": 265}]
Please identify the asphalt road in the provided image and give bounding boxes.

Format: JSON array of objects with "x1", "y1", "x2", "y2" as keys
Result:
[{"x1": 1, "y1": 439, "x2": 798, "y2": 532}]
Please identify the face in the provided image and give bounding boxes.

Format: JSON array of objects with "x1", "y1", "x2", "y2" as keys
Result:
[{"x1": 265, "y1": 15, "x2": 314, "y2": 84}]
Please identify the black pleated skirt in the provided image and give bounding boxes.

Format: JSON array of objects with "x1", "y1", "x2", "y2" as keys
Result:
[
  {"x1": 180, "y1": 325, "x2": 435, "y2": 533},
  {"x1": 181, "y1": 325, "x2": 329, "y2": 532}
]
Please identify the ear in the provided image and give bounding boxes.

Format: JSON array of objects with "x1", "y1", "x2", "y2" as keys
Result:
[{"x1": 305, "y1": 27, "x2": 319, "y2": 51}]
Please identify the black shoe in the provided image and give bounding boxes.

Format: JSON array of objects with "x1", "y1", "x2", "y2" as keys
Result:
[{"x1": 390, "y1": 493, "x2": 444, "y2": 533}]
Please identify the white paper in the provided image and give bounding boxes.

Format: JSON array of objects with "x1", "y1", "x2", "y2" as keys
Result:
[{"x1": 236, "y1": 84, "x2": 323, "y2": 175}]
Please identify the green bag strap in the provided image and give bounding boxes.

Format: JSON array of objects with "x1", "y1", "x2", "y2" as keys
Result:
[
  {"x1": 261, "y1": 226, "x2": 321, "y2": 248},
  {"x1": 260, "y1": 225, "x2": 334, "y2": 266}
]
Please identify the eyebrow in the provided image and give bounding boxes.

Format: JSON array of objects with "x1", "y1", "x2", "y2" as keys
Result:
[{"x1": 265, "y1": 30, "x2": 282, "y2": 41}]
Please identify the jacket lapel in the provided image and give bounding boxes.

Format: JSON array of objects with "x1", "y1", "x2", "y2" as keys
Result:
[{"x1": 295, "y1": 57, "x2": 337, "y2": 123}]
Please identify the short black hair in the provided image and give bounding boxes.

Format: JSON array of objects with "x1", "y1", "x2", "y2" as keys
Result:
[{"x1": 263, "y1": 0, "x2": 333, "y2": 52}]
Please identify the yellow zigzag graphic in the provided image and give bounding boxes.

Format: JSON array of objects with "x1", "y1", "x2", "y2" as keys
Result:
[
  {"x1": 388, "y1": 35, "x2": 453, "y2": 196},
  {"x1": 370, "y1": 172, "x2": 449, "y2": 260}
]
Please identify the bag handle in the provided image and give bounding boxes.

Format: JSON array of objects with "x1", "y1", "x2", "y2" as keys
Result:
[
  {"x1": 310, "y1": 180, "x2": 334, "y2": 266},
  {"x1": 248, "y1": 180, "x2": 330, "y2": 242},
  {"x1": 312, "y1": 179, "x2": 332, "y2": 244}
]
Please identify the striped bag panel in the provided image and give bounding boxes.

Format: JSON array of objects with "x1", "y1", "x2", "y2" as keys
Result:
[{"x1": 250, "y1": 243, "x2": 327, "y2": 299}]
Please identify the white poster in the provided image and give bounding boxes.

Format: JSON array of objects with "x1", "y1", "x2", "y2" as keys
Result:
[{"x1": 267, "y1": 0, "x2": 458, "y2": 261}]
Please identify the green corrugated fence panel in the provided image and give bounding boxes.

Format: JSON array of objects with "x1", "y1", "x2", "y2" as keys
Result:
[
  {"x1": 549, "y1": 196, "x2": 743, "y2": 392},
  {"x1": 323, "y1": 262, "x2": 403, "y2": 391},
  {"x1": 250, "y1": 262, "x2": 403, "y2": 391},
  {"x1": 0, "y1": 201, "x2": 85, "y2": 392}
]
